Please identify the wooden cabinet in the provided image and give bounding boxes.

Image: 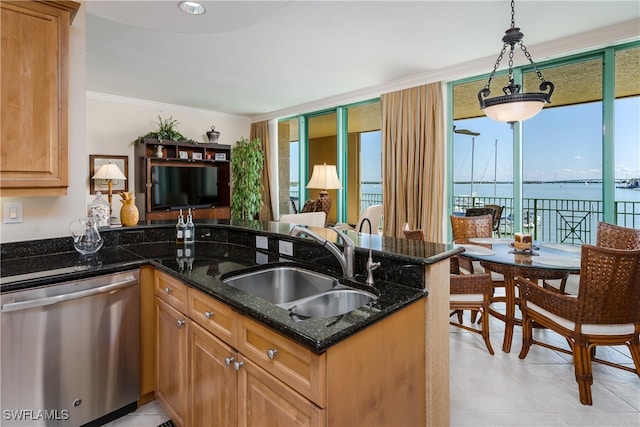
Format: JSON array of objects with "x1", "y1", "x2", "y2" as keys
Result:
[
  {"x1": 237, "y1": 357, "x2": 325, "y2": 427},
  {"x1": 156, "y1": 298, "x2": 188, "y2": 427},
  {"x1": 135, "y1": 138, "x2": 232, "y2": 221},
  {"x1": 0, "y1": 0, "x2": 79, "y2": 196},
  {"x1": 188, "y1": 321, "x2": 237, "y2": 427},
  {"x1": 152, "y1": 267, "x2": 426, "y2": 427}
]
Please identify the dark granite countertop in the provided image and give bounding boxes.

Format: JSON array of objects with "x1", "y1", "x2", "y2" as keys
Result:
[{"x1": 0, "y1": 221, "x2": 462, "y2": 353}]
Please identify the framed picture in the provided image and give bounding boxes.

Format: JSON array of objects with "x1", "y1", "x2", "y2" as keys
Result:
[
  {"x1": 214, "y1": 153, "x2": 226, "y2": 161},
  {"x1": 179, "y1": 151, "x2": 189, "y2": 159},
  {"x1": 89, "y1": 155, "x2": 128, "y2": 195},
  {"x1": 192, "y1": 152, "x2": 203, "y2": 160}
]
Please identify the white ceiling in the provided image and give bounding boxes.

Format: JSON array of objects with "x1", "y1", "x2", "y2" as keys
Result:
[{"x1": 85, "y1": 1, "x2": 640, "y2": 119}]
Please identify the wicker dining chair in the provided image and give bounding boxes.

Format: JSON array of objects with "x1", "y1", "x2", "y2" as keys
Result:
[
  {"x1": 450, "y1": 271, "x2": 495, "y2": 355},
  {"x1": 551, "y1": 222, "x2": 640, "y2": 295},
  {"x1": 596, "y1": 221, "x2": 640, "y2": 249},
  {"x1": 402, "y1": 222, "x2": 426, "y2": 241},
  {"x1": 518, "y1": 244, "x2": 640, "y2": 405},
  {"x1": 404, "y1": 222, "x2": 495, "y2": 354},
  {"x1": 450, "y1": 214, "x2": 493, "y2": 275}
]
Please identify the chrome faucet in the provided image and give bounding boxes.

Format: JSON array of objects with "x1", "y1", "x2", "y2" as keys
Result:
[
  {"x1": 360, "y1": 218, "x2": 381, "y2": 285},
  {"x1": 289, "y1": 225, "x2": 355, "y2": 278}
]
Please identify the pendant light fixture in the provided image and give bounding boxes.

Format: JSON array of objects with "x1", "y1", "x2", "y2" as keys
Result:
[{"x1": 478, "y1": 0, "x2": 554, "y2": 124}]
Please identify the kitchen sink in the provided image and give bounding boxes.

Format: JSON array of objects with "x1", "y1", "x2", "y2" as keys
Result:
[
  {"x1": 222, "y1": 265, "x2": 379, "y2": 318},
  {"x1": 288, "y1": 289, "x2": 378, "y2": 318},
  {"x1": 222, "y1": 266, "x2": 339, "y2": 304}
]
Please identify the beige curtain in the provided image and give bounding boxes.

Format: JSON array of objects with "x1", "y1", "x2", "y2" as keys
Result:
[
  {"x1": 250, "y1": 121, "x2": 274, "y2": 221},
  {"x1": 381, "y1": 82, "x2": 444, "y2": 241}
]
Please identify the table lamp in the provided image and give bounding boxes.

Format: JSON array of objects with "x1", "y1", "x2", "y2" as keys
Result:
[
  {"x1": 92, "y1": 161, "x2": 127, "y2": 215},
  {"x1": 306, "y1": 163, "x2": 342, "y2": 214}
]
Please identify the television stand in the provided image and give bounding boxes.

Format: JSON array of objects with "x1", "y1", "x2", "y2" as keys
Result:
[{"x1": 134, "y1": 139, "x2": 232, "y2": 221}]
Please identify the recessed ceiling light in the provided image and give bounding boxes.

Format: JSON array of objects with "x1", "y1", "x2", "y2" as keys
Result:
[{"x1": 178, "y1": 1, "x2": 206, "y2": 15}]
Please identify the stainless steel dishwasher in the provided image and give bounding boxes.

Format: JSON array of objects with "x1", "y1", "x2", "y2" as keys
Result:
[{"x1": 1, "y1": 270, "x2": 140, "y2": 426}]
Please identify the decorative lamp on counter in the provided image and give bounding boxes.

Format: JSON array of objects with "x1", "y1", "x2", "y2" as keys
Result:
[
  {"x1": 477, "y1": 0, "x2": 554, "y2": 124},
  {"x1": 306, "y1": 163, "x2": 342, "y2": 215},
  {"x1": 91, "y1": 161, "x2": 127, "y2": 217}
]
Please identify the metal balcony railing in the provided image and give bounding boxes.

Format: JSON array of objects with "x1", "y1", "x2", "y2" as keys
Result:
[{"x1": 290, "y1": 187, "x2": 640, "y2": 244}]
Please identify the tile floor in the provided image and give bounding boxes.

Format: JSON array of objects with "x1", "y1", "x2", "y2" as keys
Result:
[{"x1": 108, "y1": 312, "x2": 639, "y2": 427}]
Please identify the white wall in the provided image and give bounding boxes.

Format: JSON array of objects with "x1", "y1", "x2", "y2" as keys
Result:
[
  {"x1": 85, "y1": 93, "x2": 250, "y2": 219},
  {"x1": 0, "y1": 4, "x2": 250, "y2": 244}
]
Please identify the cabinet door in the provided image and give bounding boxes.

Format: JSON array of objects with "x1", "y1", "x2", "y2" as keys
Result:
[
  {"x1": 188, "y1": 321, "x2": 237, "y2": 427},
  {"x1": 156, "y1": 297, "x2": 188, "y2": 427},
  {"x1": 0, "y1": 1, "x2": 78, "y2": 195},
  {"x1": 237, "y1": 357, "x2": 325, "y2": 427}
]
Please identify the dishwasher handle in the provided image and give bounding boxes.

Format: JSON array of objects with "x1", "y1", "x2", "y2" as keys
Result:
[{"x1": 1, "y1": 277, "x2": 138, "y2": 313}]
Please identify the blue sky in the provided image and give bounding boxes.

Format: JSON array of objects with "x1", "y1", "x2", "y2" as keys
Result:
[{"x1": 454, "y1": 97, "x2": 640, "y2": 183}]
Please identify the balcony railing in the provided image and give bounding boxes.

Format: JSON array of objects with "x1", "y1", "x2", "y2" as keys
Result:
[
  {"x1": 291, "y1": 187, "x2": 639, "y2": 244},
  {"x1": 454, "y1": 195, "x2": 640, "y2": 244}
]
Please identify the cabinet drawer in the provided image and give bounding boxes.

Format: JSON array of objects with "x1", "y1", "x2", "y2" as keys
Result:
[
  {"x1": 238, "y1": 316, "x2": 326, "y2": 407},
  {"x1": 154, "y1": 270, "x2": 188, "y2": 312},
  {"x1": 187, "y1": 288, "x2": 238, "y2": 348}
]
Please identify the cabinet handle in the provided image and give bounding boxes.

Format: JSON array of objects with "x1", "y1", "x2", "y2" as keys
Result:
[
  {"x1": 204, "y1": 311, "x2": 214, "y2": 319},
  {"x1": 267, "y1": 348, "x2": 278, "y2": 359},
  {"x1": 164, "y1": 287, "x2": 172, "y2": 294},
  {"x1": 177, "y1": 319, "x2": 186, "y2": 328},
  {"x1": 224, "y1": 356, "x2": 234, "y2": 366},
  {"x1": 233, "y1": 361, "x2": 244, "y2": 371}
]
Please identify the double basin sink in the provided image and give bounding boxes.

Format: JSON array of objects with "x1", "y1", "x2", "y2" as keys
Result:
[{"x1": 222, "y1": 266, "x2": 378, "y2": 319}]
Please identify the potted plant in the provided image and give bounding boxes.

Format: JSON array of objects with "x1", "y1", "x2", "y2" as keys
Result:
[
  {"x1": 135, "y1": 115, "x2": 196, "y2": 144},
  {"x1": 231, "y1": 137, "x2": 263, "y2": 220}
]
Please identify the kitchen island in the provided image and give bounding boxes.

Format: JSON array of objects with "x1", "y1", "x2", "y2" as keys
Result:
[{"x1": 1, "y1": 220, "x2": 461, "y2": 426}]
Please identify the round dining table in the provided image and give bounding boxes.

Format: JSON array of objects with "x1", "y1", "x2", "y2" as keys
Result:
[{"x1": 458, "y1": 238, "x2": 582, "y2": 353}]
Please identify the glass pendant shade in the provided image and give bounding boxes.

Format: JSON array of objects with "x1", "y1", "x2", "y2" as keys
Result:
[{"x1": 483, "y1": 97, "x2": 545, "y2": 123}]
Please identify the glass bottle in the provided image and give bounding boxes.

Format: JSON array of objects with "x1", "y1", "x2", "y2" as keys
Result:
[
  {"x1": 176, "y1": 209, "x2": 186, "y2": 244},
  {"x1": 184, "y1": 208, "x2": 195, "y2": 244},
  {"x1": 87, "y1": 191, "x2": 110, "y2": 228}
]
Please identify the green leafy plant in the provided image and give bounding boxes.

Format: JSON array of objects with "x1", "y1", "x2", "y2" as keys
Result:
[
  {"x1": 231, "y1": 137, "x2": 264, "y2": 220},
  {"x1": 135, "y1": 115, "x2": 195, "y2": 143}
]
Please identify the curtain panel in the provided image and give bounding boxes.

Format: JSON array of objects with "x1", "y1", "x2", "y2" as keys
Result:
[
  {"x1": 250, "y1": 121, "x2": 274, "y2": 221},
  {"x1": 381, "y1": 82, "x2": 444, "y2": 241}
]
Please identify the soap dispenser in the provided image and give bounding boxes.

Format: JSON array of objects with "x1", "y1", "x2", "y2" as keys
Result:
[{"x1": 176, "y1": 209, "x2": 186, "y2": 244}]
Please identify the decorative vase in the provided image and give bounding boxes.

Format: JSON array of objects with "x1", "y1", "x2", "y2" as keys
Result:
[
  {"x1": 155, "y1": 144, "x2": 164, "y2": 158},
  {"x1": 120, "y1": 199, "x2": 139, "y2": 226}
]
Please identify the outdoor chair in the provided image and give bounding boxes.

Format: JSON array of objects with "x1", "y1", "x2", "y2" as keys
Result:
[
  {"x1": 483, "y1": 204, "x2": 505, "y2": 237},
  {"x1": 518, "y1": 244, "x2": 640, "y2": 405}
]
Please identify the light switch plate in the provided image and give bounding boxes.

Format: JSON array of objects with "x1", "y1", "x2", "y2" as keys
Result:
[
  {"x1": 278, "y1": 240, "x2": 293, "y2": 256},
  {"x1": 256, "y1": 235, "x2": 268, "y2": 250},
  {"x1": 4, "y1": 203, "x2": 23, "y2": 224}
]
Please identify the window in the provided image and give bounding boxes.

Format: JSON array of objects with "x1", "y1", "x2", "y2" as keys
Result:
[
  {"x1": 450, "y1": 43, "x2": 640, "y2": 243},
  {"x1": 277, "y1": 100, "x2": 382, "y2": 224}
]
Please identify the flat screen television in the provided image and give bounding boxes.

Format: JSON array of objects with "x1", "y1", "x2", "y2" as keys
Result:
[{"x1": 151, "y1": 165, "x2": 219, "y2": 210}]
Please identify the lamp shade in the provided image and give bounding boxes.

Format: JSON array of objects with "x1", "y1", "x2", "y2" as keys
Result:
[
  {"x1": 306, "y1": 163, "x2": 342, "y2": 190},
  {"x1": 92, "y1": 162, "x2": 127, "y2": 181}
]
